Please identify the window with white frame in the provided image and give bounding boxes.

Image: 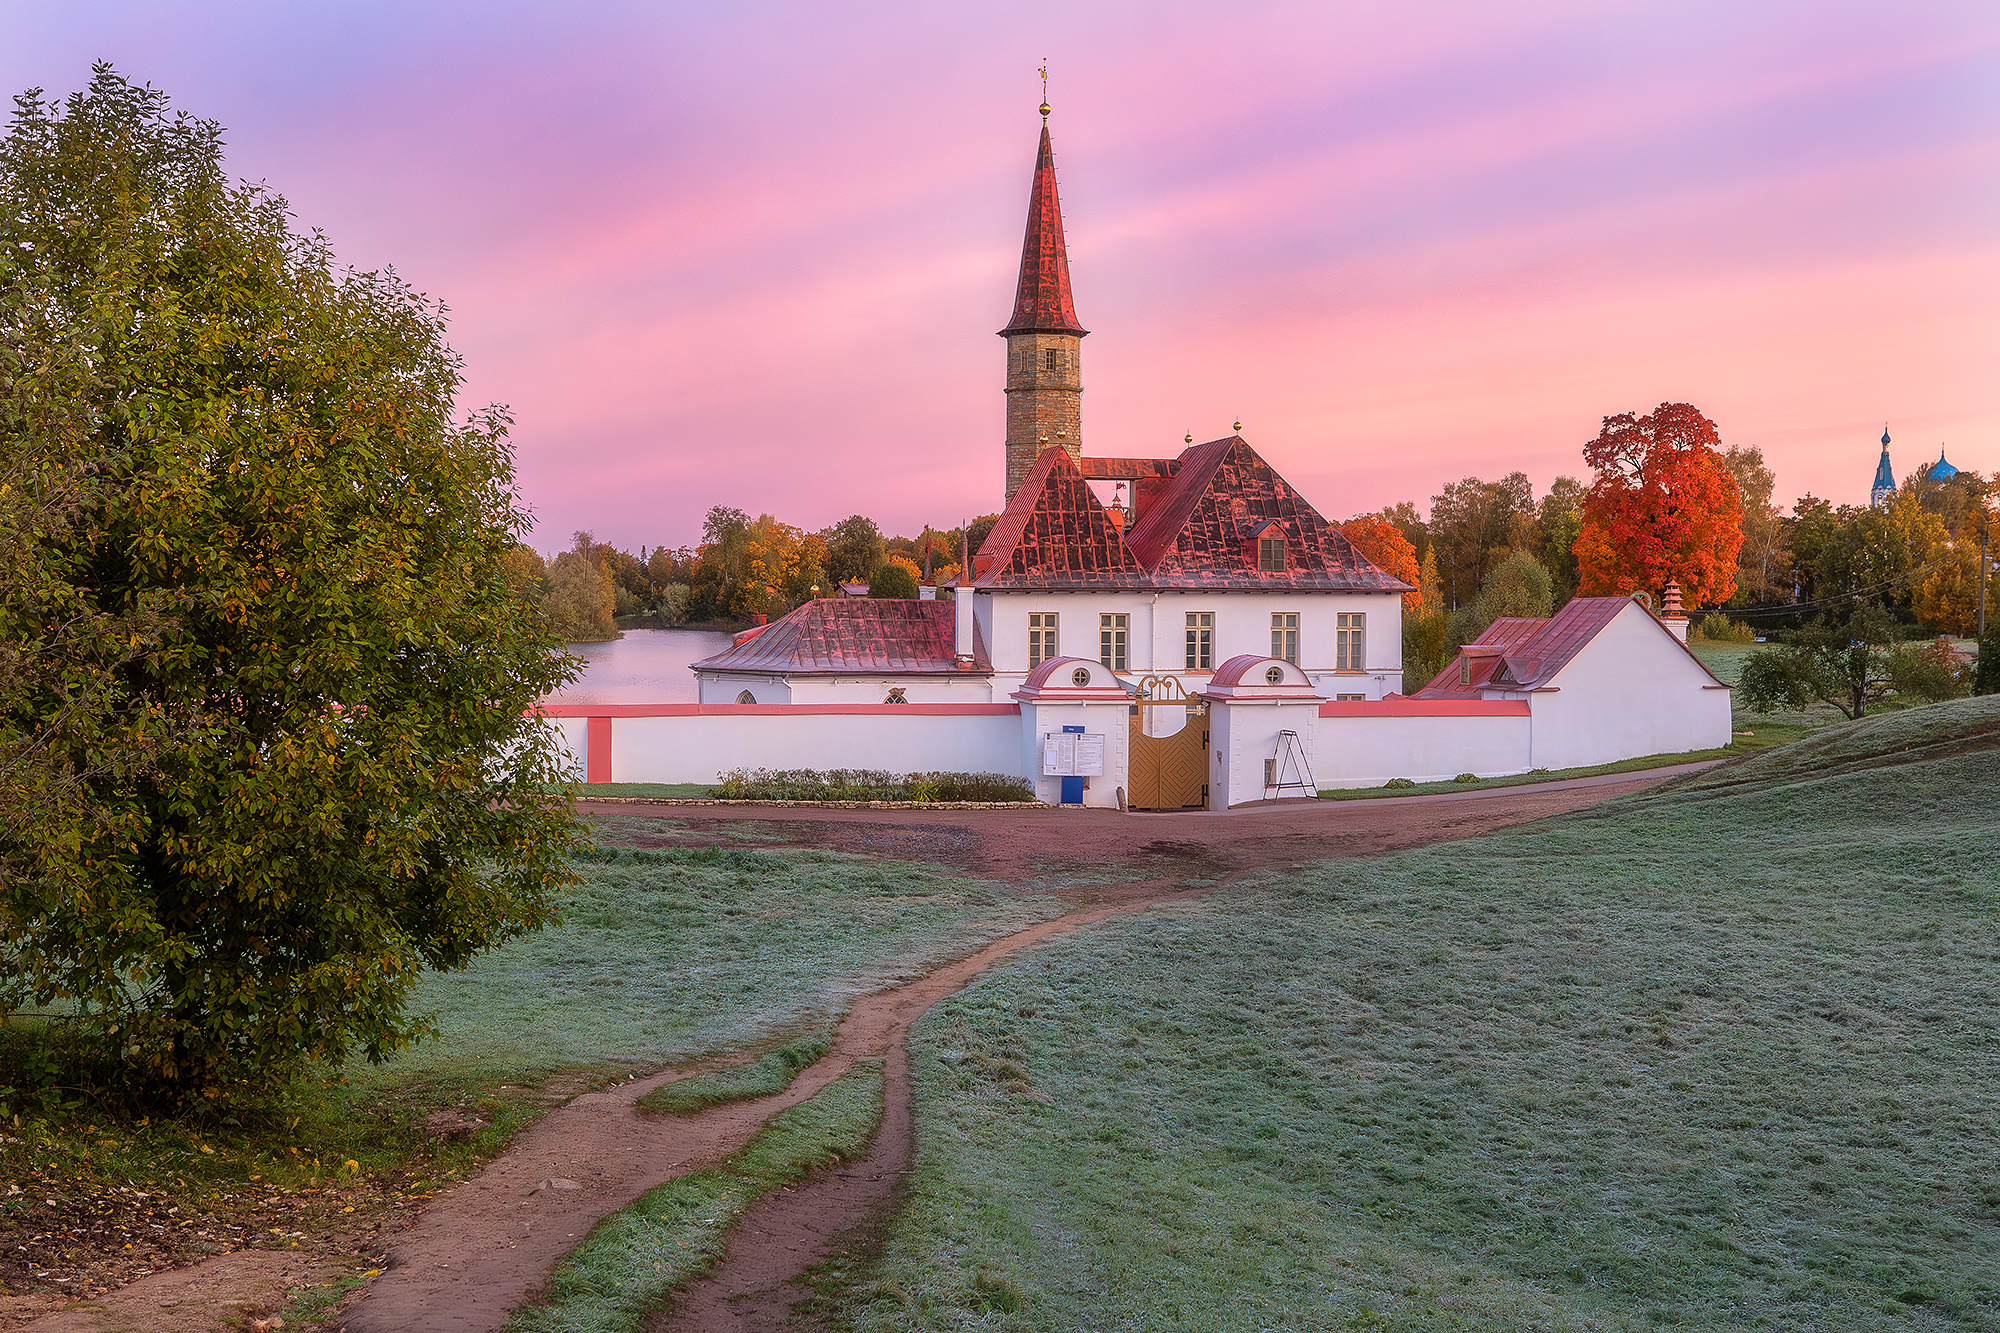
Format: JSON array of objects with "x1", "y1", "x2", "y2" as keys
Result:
[
  {"x1": 1270, "y1": 612, "x2": 1298, "y2": 663},
  {"x1": 1100, "y1": 613, "x2": 1128, "y2": 672},
  {"x1": 1185, "y1": 611, "x2": 1213, "y2": 671},
  {"x1": 1336, "y1": 612, "x2": 1365, "y2": 670},
  {"x1": 1028, "y1": 612, "x2": 1058, "y2": 668},
  {"x1": 1335, "y1": 692, "x2": 1366, "y2": 701}
]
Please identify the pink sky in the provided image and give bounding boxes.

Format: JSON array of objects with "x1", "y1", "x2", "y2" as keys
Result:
[{"x1": 10, "y1": 2, "x2": 1999, "y2": 552}]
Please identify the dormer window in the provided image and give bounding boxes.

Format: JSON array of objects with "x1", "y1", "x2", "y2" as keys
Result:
[{"x1": 1258, "y1": 535, "x2": 1286, "y2": 571}]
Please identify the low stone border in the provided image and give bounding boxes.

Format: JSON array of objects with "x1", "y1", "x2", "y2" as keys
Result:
[{"x1": 571, "y1": 796, "x2": 1048, "y2": 810}]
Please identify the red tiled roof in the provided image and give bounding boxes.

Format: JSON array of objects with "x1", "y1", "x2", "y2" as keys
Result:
[
  {"x1": 973, "y1": 438, "x2": 1413, "y2": 593},
  {"x1": 999, "y1": 125, "x2": 1087, "y2": 337},
  {"x1": 1415, "y1": 596, "x2": 1727, "y2": 698},
  {"x1": 972, "y1": 448, "x2": 1150, "y2": 588},
  {"x1": 689, "y1": 599, "x2": 990, "y2": 676},
  {"x1": 1121, "y1": 436, "x2": 1413, "y2": 592}
]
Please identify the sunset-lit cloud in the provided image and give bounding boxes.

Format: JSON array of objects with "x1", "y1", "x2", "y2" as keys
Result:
[{"x1": 8, "y1": 1, "x2": 1997, "y2": 550}]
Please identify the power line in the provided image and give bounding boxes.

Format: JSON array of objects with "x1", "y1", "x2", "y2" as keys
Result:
[{"x1": 1723, "y1": 554, "x2": 1956, "y2": 620}]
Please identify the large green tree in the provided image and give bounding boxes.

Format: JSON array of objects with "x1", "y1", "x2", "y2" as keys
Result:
[{"x1": 0, "y1": 67, "x2": 583, "y2": 1101}]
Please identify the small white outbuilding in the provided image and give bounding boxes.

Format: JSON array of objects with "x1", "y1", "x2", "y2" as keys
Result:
[{"x1": 1411, "y1": 594, "x2": 1733, "y2": 770}]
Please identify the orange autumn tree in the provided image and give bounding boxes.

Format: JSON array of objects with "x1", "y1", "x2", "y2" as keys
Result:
[
  {"x1": 1573, "y1": 403, "x2": 1744, "y2": 605},
  {"x1": 1339, "y1": 515, "x2": 1421, "y2": 610}
]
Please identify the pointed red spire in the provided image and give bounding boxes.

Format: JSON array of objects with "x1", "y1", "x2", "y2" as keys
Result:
[{"x1": 1000, "y1": 125, "x2": 1088, "y2": 336}]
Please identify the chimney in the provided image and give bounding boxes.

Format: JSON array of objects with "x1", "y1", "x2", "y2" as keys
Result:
[
  {"x1": 1660, "y1": 580, "x2": 1689, "y2": 643},
  {"x1": 955, "y1": 530, "x2": 976, "y2": 668}
]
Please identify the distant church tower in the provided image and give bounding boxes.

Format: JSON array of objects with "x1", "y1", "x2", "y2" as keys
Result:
[
  {"x1": 1870, "y1": 426, "x2": 1895, "y2": 508},
  {"x1": 1000, "y1": 104, "x2": 1088, "y2": 502}
]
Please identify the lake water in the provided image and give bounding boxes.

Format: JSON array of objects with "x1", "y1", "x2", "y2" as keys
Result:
[{"x1": 545, "y1": 628, "x2": 735, "y2": 704}]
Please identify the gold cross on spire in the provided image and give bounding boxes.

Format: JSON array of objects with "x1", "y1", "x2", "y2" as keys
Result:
[{"x1": 1039, "y1": 61, "x2": 1050, "y2": 120}]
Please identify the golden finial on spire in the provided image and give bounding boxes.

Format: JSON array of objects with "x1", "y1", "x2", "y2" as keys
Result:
[{"x1": 1039, "y1": 61, "x2": 1050, "y2": 121}]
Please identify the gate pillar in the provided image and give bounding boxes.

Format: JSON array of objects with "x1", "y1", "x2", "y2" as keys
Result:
[{"x1": 1201, "y1": 656, "x2": 1327, "y2": 808}]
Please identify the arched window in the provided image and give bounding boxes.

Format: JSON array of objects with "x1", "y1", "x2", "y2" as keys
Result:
[{"x1": 736, "y1": 690, "x2": 757, "y2": 705}]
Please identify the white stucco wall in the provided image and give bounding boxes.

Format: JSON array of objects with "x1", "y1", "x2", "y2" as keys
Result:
[
  {"x1": 696, "y1": 674, "x2": 795, "y2": 705},
  {"x1": 980, "y1": 588, "x2": 1403, "y2": 700},
  {"x1": 1017, "y1": 699, "x2": 1130, "y2": 808},
  {"x1": 1512, "y1": 604, "x2": 1733, "y2": 771},
  {"x1": 1313, "y1": 708, "x2": 1533, "y2": 787},
  {"x1": 781, "y1": 675, "x2": 997, "y2": 705},
  {"x1": 549, "y1": 708, "x2": 1025, "y2": 785},
  {"x1": 1208, "y1": 697, "x2": 1325, "y2": 807}
]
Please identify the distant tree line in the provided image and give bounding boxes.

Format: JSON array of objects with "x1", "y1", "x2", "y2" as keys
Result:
[
  {"x1": 522, "y1": 510, "x2": 1003, "y2": 641},
  {"x1": 1348, "y1": 403, "x2": 1994, "y2": 693}
]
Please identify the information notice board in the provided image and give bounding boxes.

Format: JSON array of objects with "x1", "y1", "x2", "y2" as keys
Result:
[{"x1": 1042, "y1": 732, "x2": 1105, "y2": 777}]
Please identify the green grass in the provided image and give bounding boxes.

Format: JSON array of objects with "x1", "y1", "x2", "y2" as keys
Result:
[
  {"x1": 843, "y1": 696, "x2": 2000, "y2": 1331},
  {"x1": 353, "y1": 835, "x2": 1069, "y2": 1091},
  {"x1": 0, "y1": 826, "x2": 1063, "y2": 1284},
  {"x1": 505, "y1": 1060, "x2": 884, "y2": 1333},
  {"x1": 636, "y1": 1030, "x2": 834, "y2": 1116},
  {"x1": 1316, "y1": 741, "x2": 1779, "y2": 800}
]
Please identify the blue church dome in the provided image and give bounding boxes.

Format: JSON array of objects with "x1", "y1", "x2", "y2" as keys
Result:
[{"x1": 1928, "y1": 447, "x2": 1960, "y2": 482}]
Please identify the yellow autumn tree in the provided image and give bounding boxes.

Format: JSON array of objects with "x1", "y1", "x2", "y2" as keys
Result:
[{"x1": 1916, "y1": 544, "x2": 1980, "y2": 636}]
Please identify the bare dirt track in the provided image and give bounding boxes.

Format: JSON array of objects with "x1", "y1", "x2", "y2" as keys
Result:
[{"x1": 15, "y1": 772, "x2": 1686, "y2": 1333}]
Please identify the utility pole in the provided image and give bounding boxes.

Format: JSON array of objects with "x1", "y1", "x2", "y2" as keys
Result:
[{"x1": 1981, "y1": 510, "x2": 1990, "y2": 637}]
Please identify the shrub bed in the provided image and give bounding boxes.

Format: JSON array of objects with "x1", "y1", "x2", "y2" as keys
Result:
[{"x1": 715, "y1": 768, "x2": 1033, "y2": 803}]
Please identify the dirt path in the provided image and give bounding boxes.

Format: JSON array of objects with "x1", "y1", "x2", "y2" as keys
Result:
[{"x1": 16, "y1": 774, "x2": 1676, "y2": 1333}]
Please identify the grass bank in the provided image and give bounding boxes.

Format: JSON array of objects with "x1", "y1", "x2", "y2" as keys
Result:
[
  {"x1": 636, "y1": 1030, "x2": 833, "y2": 1116},
  {"x1": 0, "y1": 825, "x2": 1065, "y2": 1302},
  {"x1": 506, "y1": 1060, "x2": 884, "y2": 1333},
  {"x1": 1315, "y1": 736, "x2": 1797, "y2": 801},
  {"x1": 843, "y1": 697, "x2": 2000, "y2": 1331}
]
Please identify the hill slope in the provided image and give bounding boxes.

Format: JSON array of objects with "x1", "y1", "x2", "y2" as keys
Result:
[{"x1": 848, "y1": 697, "x2": 2000, "y2": 1332}]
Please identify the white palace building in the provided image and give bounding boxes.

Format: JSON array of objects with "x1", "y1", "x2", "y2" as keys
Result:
[{"x1": 542, "y1": 112, "x2": 1732, "y2": 809}]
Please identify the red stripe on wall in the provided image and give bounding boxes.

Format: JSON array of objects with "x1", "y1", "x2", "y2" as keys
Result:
[
  {"x1": 586, "y1": 716, "x2": 613, "y2": 783},
  {"x1": 537, "y1": 703, "x2": 1023, "y2": 718},
  {"x1": 1319, "y1": 700, "x2": 1529, "y2": 717}
]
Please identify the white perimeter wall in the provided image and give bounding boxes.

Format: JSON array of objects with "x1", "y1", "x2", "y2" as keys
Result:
[
  {"x1": 1520, "y1": 604, "x2": 1733, "y2": 771},
  {"x1": 1313, "y1": 711, "x2": 1531, "y2": 788},
  {"x1": 552, "y1": 710, "x2": 1025, "y2": 785}
]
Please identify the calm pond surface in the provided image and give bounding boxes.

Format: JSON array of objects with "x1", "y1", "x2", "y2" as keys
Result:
[{"x1": 545, "y1": 628, "x2": 734, "y2": 704}]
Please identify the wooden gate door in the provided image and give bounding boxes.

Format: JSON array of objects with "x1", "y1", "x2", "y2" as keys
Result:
[{"x1": 1128, "y1": 675, "x2": 1210, "y2": 810}]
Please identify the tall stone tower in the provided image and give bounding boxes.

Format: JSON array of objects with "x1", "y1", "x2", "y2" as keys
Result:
[{"x1": 1000, "y1": 112, "x2": 1088, "y2": 502}]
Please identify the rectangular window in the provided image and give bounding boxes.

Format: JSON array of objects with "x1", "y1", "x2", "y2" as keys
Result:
[
  {"x1": 1045, "y1": 348, "x2": 1060, "y2": 372},
  {"x1": 1271, "y1": 612, "x2": 1298, "y2": 664},
  {"x1": 1258, "y1": 536, "x2": 1286, "y2": 571},
  {"x1": 1185, "y1": 611, "x2": 1213, "y2": 671},
  {"x1": 1335, "y1": 692, "x2": 1366, "y2": 701},
  {"x1": 1100, "y1": 613, "x2": 1128, "y2": 673},
  {"x1": 1336, "y1": 612, "x2": 1366, "y2": 671},
  {"x1": 1028, "y1": 612, "x2": 1057, "y2": 668}
]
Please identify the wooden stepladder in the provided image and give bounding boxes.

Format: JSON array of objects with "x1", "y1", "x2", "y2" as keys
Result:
[
  {"x1": 1127, "y1": 674, "x2": 1210, "y2": 810},
  {"x1": 1264, "y1": 729, "x2": 1318, "y2": 800}
]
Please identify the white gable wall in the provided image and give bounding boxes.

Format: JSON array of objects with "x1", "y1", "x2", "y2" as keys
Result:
[{"x1": 1518, "y1": 602, "x2": 1732, "y2": 771}]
